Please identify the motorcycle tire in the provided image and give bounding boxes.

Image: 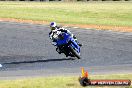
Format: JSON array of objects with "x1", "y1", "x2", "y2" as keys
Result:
[{"x1": 69, "y1": 46, "x2": 81, "y2": 59}]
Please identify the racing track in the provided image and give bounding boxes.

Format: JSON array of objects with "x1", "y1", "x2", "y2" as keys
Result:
[{"x1": 0, "y1": 21, "x2": 132, "y2": 79}]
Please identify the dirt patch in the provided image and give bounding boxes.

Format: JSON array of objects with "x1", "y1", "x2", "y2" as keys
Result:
[{"x1": 0, "y1": 18, "x2": 132, "y2": 32}]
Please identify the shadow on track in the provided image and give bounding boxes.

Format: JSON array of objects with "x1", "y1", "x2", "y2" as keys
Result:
[{"x1": 3, "y1": 58, "x2": 75, "y2": 65}]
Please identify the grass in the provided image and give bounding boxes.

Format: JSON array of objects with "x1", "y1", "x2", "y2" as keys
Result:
[
  {"x1": 0, "y1": 74, "x2": 132, "y2": 88},
  {"x1": 0, "y1": 2, "x2": 132, "y2": 27}
]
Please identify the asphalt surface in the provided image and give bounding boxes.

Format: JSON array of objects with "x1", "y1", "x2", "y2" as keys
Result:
[{"x1": 0, "y1": 21, "x2": 132, "y2": 79}]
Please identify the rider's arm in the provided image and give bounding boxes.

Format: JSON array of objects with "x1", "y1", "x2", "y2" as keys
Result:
[
  {"x1": 49, "y1": 31, "x2": 57, "y2": 40},
  {"x1": 59, "y1": 28, "x2": 72, "y2": 36},
  {"x1": 49, "y1": 31, "x2": 53, "y2": 40},
  {"x1": 49, "y1": 31, "x2": 57, "y2": 46}
]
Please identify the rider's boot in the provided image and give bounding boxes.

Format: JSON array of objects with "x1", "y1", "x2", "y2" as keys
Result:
[
  {"x1": 65, "y1": 52, "x2": 69, "y2": 57},
  {"x1": 56, "y1": 47, "x2": 61, "y2": 54}
]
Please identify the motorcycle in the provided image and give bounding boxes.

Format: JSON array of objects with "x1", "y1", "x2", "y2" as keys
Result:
[{"x1": 52, "y1": 30, "x2": 81, "y2": 59}]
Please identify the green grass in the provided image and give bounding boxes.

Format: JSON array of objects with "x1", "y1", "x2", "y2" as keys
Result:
[
  {"x1": 0, "y1": 2, "x2": 132, "y2": 26},
  {"x1": 0, "y1": 74, "x2": 132, "y2": 88}
]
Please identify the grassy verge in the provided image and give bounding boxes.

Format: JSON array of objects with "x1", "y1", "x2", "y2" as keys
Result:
[
  {"x1": 0, "y1": 2, "x2": 132, "y2": 27},
  {"x1": 0, "y1": 74, "x2": 132, "y2": 88}
]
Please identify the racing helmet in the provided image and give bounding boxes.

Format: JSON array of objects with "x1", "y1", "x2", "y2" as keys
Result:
[{"x1": 50, "y1": 22, "x2": 57, "y2": 30}]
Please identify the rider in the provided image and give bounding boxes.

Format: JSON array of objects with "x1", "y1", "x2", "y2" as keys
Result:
[{"x1": 49, "y1": 22, "x2": 82, "y2": 54}]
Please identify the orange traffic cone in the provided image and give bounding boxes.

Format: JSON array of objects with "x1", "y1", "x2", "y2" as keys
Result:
[{"x1": 81, "y1": 67, "x2": 88, "y2": 78}]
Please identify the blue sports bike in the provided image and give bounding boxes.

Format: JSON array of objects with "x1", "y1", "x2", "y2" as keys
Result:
[{"x1": 52, "y1": 31, "x2": 81, "y2": 59}]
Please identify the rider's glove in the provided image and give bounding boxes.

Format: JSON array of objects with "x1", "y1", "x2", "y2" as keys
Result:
[{"x1": 52, "y1": 42, "x2": 57, "y2": 46}]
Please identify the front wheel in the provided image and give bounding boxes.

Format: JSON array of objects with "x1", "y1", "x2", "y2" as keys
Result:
[{"x1": 69, "y1": 46, "x2": 81, "y2": 59}]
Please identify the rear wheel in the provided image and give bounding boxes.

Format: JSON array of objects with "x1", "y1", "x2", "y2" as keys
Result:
[{"x1": 69, "y1": 46, "x2": 81, "y2": 59}]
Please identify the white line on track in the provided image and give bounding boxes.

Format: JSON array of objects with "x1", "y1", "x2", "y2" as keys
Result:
[
  {"x1": 73, "y1": 27, "x2": 79, "y2": 29},
  {"x1": 85, "y1": 28, "x2": 92, "y2": 29}
]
